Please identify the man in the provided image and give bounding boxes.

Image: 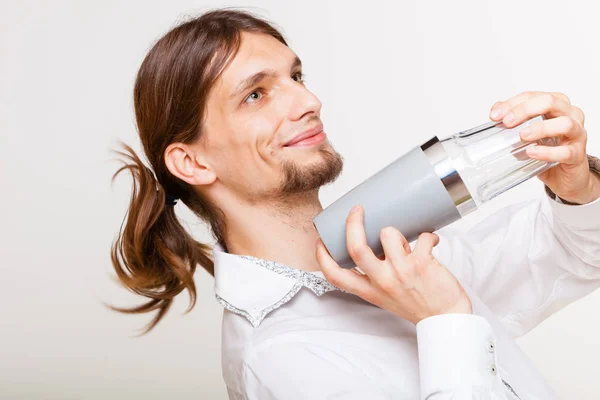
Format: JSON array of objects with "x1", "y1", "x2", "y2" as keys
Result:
[{"x1": 111, "y1": 9, "x2": 600, "y2": 399}]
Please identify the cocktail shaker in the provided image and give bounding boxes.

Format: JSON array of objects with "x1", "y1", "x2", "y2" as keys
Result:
[{"x1": 313, "y1": 115, "x2": 559, "y2": 268}]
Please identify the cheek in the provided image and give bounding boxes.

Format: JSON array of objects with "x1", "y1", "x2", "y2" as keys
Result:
[
  {"x1": 212, "y1": 124, "x2": 281, "y2": 184},
  {"x1": 240, "y1": 113, "x2": 282, "y2": 163}
]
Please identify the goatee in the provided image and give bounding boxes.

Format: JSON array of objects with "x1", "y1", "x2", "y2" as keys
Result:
[{"x1": 280, "y1": 144, "x2": 344, "y2": 194}]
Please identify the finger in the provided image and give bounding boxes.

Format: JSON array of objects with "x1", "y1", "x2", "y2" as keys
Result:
[
  {"x1": 490, "y1": 91, "x2": 540, "y2": 121},
  {"x1": 345, "y1": 205, "x2": 381, "y2": 273},
  {"x1": 502, "y1": 93, "x2": 572, "y2": 128},
  {"x1": 380, "y1": 226, "x2": 411, "y2": 267},
  {"x1": 571, "y1": 105, "x2": 585, "y2": 126},
  {"x1": 489, "y1": 101, "x2": 502, "y2": 114},
  {"x1": 519, "y1": 115, "x2": 583, "y2": 142},
  {"x1": 526, "y1": 144, "x2": 581, "y2": 165},
  {"x1": 491, "y1": 91, "x2": 572, "y2": 120},
  {"x1": 412, "y1": 232, "x2": 440, "y2": 260},
  {"x1": 551, "y1": 92, "x2": 571, "y2": 105},
  {"x1": 316, "y1": 238, "x2": 374, "y2": 296}
]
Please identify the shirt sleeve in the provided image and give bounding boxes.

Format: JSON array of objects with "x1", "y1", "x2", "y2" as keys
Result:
[
  {"x1": 416, "y1": 314, "x2": 511, "y2": 399},
  {"x1": 241, "y1": 341, "x2": 391, "y2": 400},
  {"x1": 432, "y1": 155, "x2": 600, "y2": 338}
]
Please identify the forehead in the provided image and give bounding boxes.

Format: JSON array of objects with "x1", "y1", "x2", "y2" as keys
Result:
[{"x1": 217, "y1": 32, "x2": 296, "y2": 92}]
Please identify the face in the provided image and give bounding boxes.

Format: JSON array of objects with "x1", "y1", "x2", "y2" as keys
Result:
[{"x1": 198, "y1": 32, "x2": 343, "y2": 202}]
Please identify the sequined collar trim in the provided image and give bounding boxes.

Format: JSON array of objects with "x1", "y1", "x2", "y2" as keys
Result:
[
  {"x1": 216, "y1": 283, "x2": 302, "y2": 328},
  {"x1": 237, "y1": 255, "x2": 342, "y2": 296},
  {"x1": 213, "y1": 250, "x2": 343, "y2": 328}
]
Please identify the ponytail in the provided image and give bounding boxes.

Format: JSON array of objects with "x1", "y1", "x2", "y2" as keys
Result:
[{"x1": 109, "y1": 142, "x2": 214, "y2": 333}]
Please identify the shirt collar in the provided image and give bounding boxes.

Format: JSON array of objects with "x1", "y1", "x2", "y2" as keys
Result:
[{"x1": 212, "y1": 242, "x2": 342, "y2": 328}]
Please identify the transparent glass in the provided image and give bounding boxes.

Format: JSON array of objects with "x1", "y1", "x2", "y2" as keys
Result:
[{"x1": 440, "y1": 115, "x2": 559, "y2": 206}]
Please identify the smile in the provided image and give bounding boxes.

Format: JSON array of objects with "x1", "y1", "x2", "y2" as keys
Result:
[{"x1": 286, "y1": 131, "x2": 326, "y2": 147}]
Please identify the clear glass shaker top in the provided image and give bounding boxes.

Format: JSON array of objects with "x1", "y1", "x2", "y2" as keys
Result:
[{"x1": 439, "y1": 115, "x2": 559, "y2": 207}]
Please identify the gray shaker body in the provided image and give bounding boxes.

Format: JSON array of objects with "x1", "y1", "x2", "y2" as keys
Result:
[{"x1": 313, "y1": 137, "x2": 476, "y2": 269}]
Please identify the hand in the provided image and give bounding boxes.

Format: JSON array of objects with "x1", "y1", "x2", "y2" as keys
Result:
[
  {"x1": 490, "y1": 91, "x2": 600, "y2": 204},
  {"x1": 315, "y1": 205, "x2": 472, "y2": 325}
]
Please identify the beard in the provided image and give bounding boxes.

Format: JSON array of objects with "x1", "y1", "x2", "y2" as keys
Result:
[{"x1": 278, "y1": 142, "x2": 344, "y2": 195}]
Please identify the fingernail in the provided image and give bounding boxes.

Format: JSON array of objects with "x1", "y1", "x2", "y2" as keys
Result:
[
  {"x1": 504, "y1": 112, "x2": 515, "y2": 125},
  {"x1": 490, "y1": 108, "x2": 502, "y2": 119},
  {"x1": 349, "y1": 205, "x2": 361, "y2": 214},
  {"x1": 520, "y1": 127, "x2": 531, "y2": 139}
]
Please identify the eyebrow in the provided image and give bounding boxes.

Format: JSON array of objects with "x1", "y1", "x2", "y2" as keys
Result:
[{"x1": 229, "y1": 55, "x2": 303, "y2": 100}]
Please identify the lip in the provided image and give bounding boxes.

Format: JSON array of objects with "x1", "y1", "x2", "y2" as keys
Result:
[{"x1": 284, "y1": 124, "x2": 325, "y2": 147}]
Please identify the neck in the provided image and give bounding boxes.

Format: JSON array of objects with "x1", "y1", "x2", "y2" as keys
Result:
[{"x1": 222, "y1": 189, "x2": 324, "y2": 272}]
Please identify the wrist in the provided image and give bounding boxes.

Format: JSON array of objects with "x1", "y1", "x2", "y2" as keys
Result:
[
  {"x1": 559, "y1": 170, "x2": 600, "y2": 205},
  {"x1": 589, "y1": 169, "x2": 600, "y2": 202},
  {"x1": 445, "y1": 294, "x2": 473, "y2": 315},
  {"x1": 418, "y1": 294, "x2": 473, "y2": 323}
]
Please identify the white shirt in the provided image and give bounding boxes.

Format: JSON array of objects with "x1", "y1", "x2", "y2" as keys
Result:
[{"x1": 213, "y1": 183, "x2": 600, "y2": 400}]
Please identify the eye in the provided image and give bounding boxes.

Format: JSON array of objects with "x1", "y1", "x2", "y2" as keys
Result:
[
  {"x1": 244, "y1": 90, "x2": 263, "y2": 104},
  {"x1": 292, "y1": 71, "x2": 305, "y2": 83}
]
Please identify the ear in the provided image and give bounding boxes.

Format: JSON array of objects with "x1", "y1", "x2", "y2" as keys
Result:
[{"x1": 164, "y1": 142, "x2": 216, "y2": 186}]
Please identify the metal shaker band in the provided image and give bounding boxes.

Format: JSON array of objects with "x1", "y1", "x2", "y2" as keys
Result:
[{"x1": 421, "y1": 136, "x2": 476, "y2": 218}]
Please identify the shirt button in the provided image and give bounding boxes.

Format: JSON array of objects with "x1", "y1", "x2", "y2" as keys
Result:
[
  {"x1": 488, "y1": 341, "x2": 495, "y2": 353},
  {"x1": 490, "y1": 364, "x2": 497, "y2": 374}
]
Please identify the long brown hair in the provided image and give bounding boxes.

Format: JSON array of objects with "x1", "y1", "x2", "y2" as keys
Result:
[{"x1": 110, "y1": 9, "x2": 287, "y2": 333}]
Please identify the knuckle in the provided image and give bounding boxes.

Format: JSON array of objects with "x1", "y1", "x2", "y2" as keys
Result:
[
  {"x1": 573, "y1": 106, "x2": 585, "y2": 124},
  {"x1": 413, "y1": 260, "x2": 428, "y2": 275},
  {"x1": 553, "y1": 91, "x2": 570, "y2": 104},
  {"x1": 348, "y1": 243, "x2": 368, "y2": 264},
  {"x1": 394, "y1": 269, "x2": 409, "y2": 285},
  {"x1": 562, "y1": 115, "x2": 575, "y2": 131},
  {"x1": 347, "y1": 244, "x2": 364, "y2": 260},
  {"x1": 541, "y1": 93, "x2": 555, "y2": 108},
  {"x1": 412, "y1": 251, "x2": 433, "y2": 267},
  {"x1": 565, "y1": 146, "x2": 576, "y2": 161},
  {"x1": 519, "y1": 91, "x2": 536, "y2": 103},
  {"x1": 532, "y1": 119, "x2": 544, "y2": 135},
  {"x1": 378, "y1": 278, "x2": 397, "y2": 293},
  {"x1": 573, "y1": 145, "x2": 584, "y2": 161}
]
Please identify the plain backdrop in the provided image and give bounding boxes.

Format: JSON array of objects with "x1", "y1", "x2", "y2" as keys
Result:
[{"x1": 1, "y1": 0, "x2": 599, "y2": 399}]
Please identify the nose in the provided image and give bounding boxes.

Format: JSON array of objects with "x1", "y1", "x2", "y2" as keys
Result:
[{"x1": 287, "y1": 81, "x2": 322, "y2": 122}]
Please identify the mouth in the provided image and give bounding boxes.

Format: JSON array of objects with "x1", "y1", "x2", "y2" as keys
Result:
[{"x1": 283, "y1": 124, "x2": 326, "y2": 147}]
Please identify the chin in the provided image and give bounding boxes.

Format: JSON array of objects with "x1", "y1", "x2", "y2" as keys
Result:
[{"x1": 279, "y1": 143, "x2": 344, "y2": 194}]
